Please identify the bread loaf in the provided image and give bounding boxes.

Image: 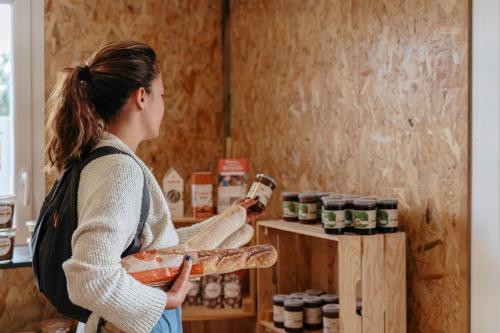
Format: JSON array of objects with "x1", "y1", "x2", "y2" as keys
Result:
[
  {"x1": 218, "y1": 224, "x2": 254, "y2": 249},
  {"x1": 125, "y1": 244, "x2": 277, "y2": 287}
]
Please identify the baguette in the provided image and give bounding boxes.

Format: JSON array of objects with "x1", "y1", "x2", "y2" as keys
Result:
[
  {"x1": 126, "y1": 244, "x2": 277, "y2": 287},
  {"x1": 218, "y1": 224, "x2": 254, "y2": 249}
]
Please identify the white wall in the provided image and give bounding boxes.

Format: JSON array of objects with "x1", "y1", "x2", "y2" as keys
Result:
[{"x1": 471, "y1": 0, "x2": 500, "y2": 332}]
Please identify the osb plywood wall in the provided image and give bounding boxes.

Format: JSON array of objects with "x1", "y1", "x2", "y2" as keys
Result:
[
  {"x1": 45, "y1": 0, "x2": 224, "y2": 211},
  {"x1": 0, "y1": 268, "x2": 59, "y2": 332},
  {"x1": 230, "y1": 1, "x2": 469, "y2": 332}
]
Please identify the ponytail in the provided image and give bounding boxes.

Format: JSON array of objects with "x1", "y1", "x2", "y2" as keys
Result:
[
  {"x1": 45, "y1": 65, "x2": 101, "y2": 173},
  {"x1": 45, "y1": 41, "x2": 159, "y2": 174}
]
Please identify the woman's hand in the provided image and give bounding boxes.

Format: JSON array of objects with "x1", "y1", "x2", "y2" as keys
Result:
[
  {"x1": 235, "y1": 198, "x2": 267, "y2": 223},
  {"x1": 165, "y1": 256, "x2": 193, "y2": 309}
]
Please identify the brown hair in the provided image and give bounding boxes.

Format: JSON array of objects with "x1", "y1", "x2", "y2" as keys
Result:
[{"x1": 45, "y1": 40, "x2": 159, "y2": 174}]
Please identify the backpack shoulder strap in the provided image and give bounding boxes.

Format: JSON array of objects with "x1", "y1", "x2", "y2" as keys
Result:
[{"x1": 79, "y1": 146, "x2": 150, "y2": 257}]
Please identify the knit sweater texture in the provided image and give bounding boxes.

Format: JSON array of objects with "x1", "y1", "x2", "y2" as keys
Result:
[{"x1": 63, "y1": 132, "x2": 213, "y2": 333}]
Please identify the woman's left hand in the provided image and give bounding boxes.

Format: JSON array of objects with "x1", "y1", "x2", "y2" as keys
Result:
[{"x1": 235, "y1": 198, "x2": 267, "y2": 223}]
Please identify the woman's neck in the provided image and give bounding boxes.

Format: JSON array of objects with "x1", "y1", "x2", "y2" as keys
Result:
[{"x1": 106, "y1": 125, "x2": 141, "y2": 152}]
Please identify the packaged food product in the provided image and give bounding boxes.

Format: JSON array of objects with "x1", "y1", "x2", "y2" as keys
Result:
[
  {"x1": 192, "y1": 172, "x2": 214, "y2": 218},
  {"x1": 223, "y1": 272, "x2": 242, "y2": 308},
  {"x1": 162, "y1": 168, "x2": 184, "y2": 218},
  {"x1": 246, "y1": 173, "x2": 277, "y2": 213},
  {"x1": 0, "y1": 228, "x2": 16, "y2": 263},
  {"x1": 202, "y1": 275, "x2": 223, "y2": 308},
  {"x1": 284, "y1": 298, "x2": 304, "y2": 333},
  {"x1": 282, "y1": 192, "x2": 299, "y2": 222},
  {"x1": 0, "y1": 195, "x2": 15, "y2": 229},
  {"x1": 377, "y1": 198, "x2": 399, "y2": 233},
  {"x1": 185, "y1": 278, "x2": 202, "y2": 306},
  {"x1": 217, "y1": 159, "x2": 249, "y2": 213},
  {"x1": 273, "y1": 294, "x2": 288, "y2": 328}
]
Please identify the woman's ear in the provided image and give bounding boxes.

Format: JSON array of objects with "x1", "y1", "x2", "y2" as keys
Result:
[{"x1": 133, "y1": 87, "x2": 147, "y2": 111}]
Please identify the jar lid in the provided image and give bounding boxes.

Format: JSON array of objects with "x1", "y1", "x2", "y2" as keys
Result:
[
  {"x1": 273, "y1": 294, "x2": 288, "y2": 302},
  {"x1": 0, "y1": 195, "x2": 15, "y2": 204},
  {"x1": 317, "y1": 192, "x2": 331, "y2": 198},
  {"x1": 289, "y1": 292, "x2": 308, "y2": 299},
  {"x1": 377, "y1": 198, "x2": 398, "y2": 205},
  {"x1": 284, "y1": 298, "x2": 304, "y2": 307},
  {"x1": 360, "y1": 196, "x2": 378, "y2": 200},
  {"x1": 322, "y1": 303, "x2": 340, "y2": 313},
  {"x1": 305, "y1": 289, "x2": 324, "y2": 296},
  {"x1": 320, "y1": 294, "x2": 339, "y2": 303},
  {"x1": 256, "y1": 173, "x2": 278, "y2": 188},
  {"x1": 298, "y1": 192, "x2": 318, "y2": 201},
  {"x1": 353, "y1": 199, "x2": 377, "y2": 207},
  {"x1": 282, "y1": 192, "x2": 299, "y2": 199},
  {"x1": 323, "y1": 199, "x2": 346, "y2": 206},
  {"x1": 303, "y1": 295, "x2": 322, "y2": 305},
  {"x1": 0, "y1": 228, "x2": 16, "y2": 237}
]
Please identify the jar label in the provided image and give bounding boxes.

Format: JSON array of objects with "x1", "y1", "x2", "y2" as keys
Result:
[
  {"x1": 353, "y1": 210, "x2": 376, "y2": 229},
  {"x1": 283, "y1": 201, "x2": 298, "y2": 218},
  {"x1": 204, "y1": 282, "x2": 222, "y2": 299},
  {"x1": 248, "y1": 182, "x2": 273, "y2": 207},
  {"x1": 298, "y1": 203, "x2": 317, "y2": 220},
  {"x1": 345, "y1": 209, "x2": 353, "y2": 226},
  {"x1": 377, "y1": 209, "x2": 398, "y2": 228},
  {"x1": 323, "y1": 317, "x2": 339, "y2": 333},
  {"x1": 323, "y1": 210, "x2": 345, "y2": 229},
  {"x1": 0, "y1": 206, "x2": 12, "y2": 226},
  {"x1": 304, "y1": 307, "x2": 322, "y2": 325},
  {"x1": 187, "y1": 281, "x2": 200, "y2": 297},
  {"x1": 284, "y1": 310, "x2": 303, "y2": 329},
  {"x1": 273, "y1": 305, "x2": 284, "y2": 323},
  {"x1": 0, "y1": 238, "x2": 11, "y2": 256},
  {"x1": 224, "y1": 281, "x2": 241, "y2": 298}
]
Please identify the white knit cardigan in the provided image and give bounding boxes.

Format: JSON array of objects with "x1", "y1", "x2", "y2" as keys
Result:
[{"x1": 64, "y1": 132, "x2": 212, "y2": 333}]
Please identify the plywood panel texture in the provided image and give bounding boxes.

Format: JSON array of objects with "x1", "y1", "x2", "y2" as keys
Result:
[
  {"x1": 230, "y1": 1, "x2": 469, "y2": 332},
  {"x1": 45, "y1": 0, "x2": 224, "y2": 210}
]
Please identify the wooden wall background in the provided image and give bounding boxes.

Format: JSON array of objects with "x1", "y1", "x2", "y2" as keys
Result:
[
  {"x1": 4, "y1": 0, "x2": 471, "y2": 332},
  {"x1": 230, "y1": 0, "x2": 469, "y2": 332}
]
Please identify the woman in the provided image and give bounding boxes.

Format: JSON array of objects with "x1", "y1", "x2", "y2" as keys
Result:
[{"x1": 45, "y1": 41, "x2": 263, "y2": 333}]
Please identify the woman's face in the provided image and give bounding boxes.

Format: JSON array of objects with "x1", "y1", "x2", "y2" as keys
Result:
[{"x1": 143, "y1": 74, "x2": 165, "y2": 139}]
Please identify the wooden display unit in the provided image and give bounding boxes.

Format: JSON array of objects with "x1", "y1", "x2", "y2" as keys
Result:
[{"x1": 256, "y1": 220, "x2": 406, "y2": 333}]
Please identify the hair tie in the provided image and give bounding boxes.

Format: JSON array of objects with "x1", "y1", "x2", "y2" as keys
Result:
[{"x1": 78, "y1": 65, "x2": 91, "y2": 82}]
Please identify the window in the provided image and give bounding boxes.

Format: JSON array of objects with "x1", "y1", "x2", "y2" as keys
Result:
[{"x1": 0, "y1": 0, "x2": 44, "y2": 244}]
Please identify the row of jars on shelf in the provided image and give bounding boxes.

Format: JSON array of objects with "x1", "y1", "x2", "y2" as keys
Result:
[
  {"x1": 273, "y1": 289, "x2": 362, "y2": 333},
  {"x1": 282, "y1": 192, "x2": 399, "y2": 235}
]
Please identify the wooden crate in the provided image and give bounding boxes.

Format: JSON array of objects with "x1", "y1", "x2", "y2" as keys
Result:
[{"x1": 256, "y1": 220, "x2": 406, "y2": 333}]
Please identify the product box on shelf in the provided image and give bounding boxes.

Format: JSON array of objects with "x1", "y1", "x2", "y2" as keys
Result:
[{"x1": 217, "y1": 159, "x2": 249, "y2": 213}]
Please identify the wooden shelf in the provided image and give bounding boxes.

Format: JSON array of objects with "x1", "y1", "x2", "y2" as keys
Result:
[
  {"x1": 172, "y1": 216, "x2": 206, "y2": 224},
  {"x1": 259, "y1": 320, "x2": 322, "y2": 333},
  {"x1": 258, "y1": 220, "x2": 340, "y2": 241},
  {"x1": 182, "y1": 297, "x2": 255, "y2": 322}
]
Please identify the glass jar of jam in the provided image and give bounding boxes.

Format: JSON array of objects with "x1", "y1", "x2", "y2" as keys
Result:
[
  {"x1": 377, "y1": 198, "x2": 399, "y2": 233},
  {"x1": 305, "y1": 289, "x2": 324, "y2": 297},
  {"x1": 322, "y1": 304, "x2": 340, "y2": 333},
  {"x1": 303, "y1": 296, "x2": 323, "y2": 330},
  {"x1": 246, "y1": 173, "x2": 277, "y2": 213},
  {"x1": 316, "y1": 192, "x2": 331, "y2": 222},
  {"x1": 284, "y1": 298, "x2": 304, "y2": 333},
  {"x1": 298, "y1": 193, "x2": 318, "y2": 224},
  {"x1": 0, "y1": 228, "x2": 16, "y2": 263},
  {"x1": 273, "y1": 294, "x2": 288, "y2": 328},
  {"x1": 0, "y1": 195, "x2": 15, "y2": 229},
  {"x1": 342, "y1": 195, "x2": 359, "y2": 233},
  {"x1": 282, "y1": 192, "x2": 299, "y2": 222},
  {"x1": 289, "y1": 292, "x2": 308, "y2": 300},
  {"x1": 320, "y1": 293, "x2": 339, "y2": 305},
  {"x1": 322, "y1": 199, "x2": 346, "y2": 235},
  {"x1": 353, "y1": 199, "x2": 377, "y2": 235},
  {"x1": 320, "y1": 194, "x2": 342, "y2": 223}
]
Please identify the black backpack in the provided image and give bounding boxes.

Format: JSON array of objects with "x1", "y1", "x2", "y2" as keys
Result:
[{"x1": 30, "y1": 146, "x2": 150, "y2": 323}]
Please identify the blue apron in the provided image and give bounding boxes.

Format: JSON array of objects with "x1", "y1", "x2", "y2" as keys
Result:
[{"x1": 150, "y1": 307, "x2": 183, "y2": 333}]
